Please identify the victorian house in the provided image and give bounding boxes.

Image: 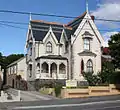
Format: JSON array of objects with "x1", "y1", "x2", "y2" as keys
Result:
[{"x1": 25, "y1": 11, "x2": 104, "y2": 83}]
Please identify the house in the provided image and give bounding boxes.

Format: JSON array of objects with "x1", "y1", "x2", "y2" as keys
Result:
[
  {"x1": 6, "y1": 57, "x2": 27, "y2": 88},
  {"x1": 25, "y1": 11, "x2": 104, "y2": 85}
]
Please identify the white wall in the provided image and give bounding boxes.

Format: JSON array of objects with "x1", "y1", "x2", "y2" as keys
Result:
[
  {"x1": 72, "y1": 17, "x2": 102, "y2": 81},
  {"x1": 17, "y1": 57, "x2": 27, "y2": 80},
  {"x1": 36, "y1": 34, "x2": 60, "y2": 57}
]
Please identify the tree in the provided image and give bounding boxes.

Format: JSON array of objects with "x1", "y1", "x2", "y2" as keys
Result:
[
  {"x1": 4, "y1": 54, "x2": 24, "y2": 66},
  {"x1": 108, "y1": 33, "x2": 120, "y2": 69}
]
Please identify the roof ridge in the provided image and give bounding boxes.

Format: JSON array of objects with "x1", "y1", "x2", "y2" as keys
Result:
[
  {"x1": 31, "y1": 20, "x2": 72, "y2": 30},
  {"x1": 67, "y1": 12, "x2": 87, "y2": 26},
  {"x1": 31, "y1": 20, "x2": 64, "y2": 26}
]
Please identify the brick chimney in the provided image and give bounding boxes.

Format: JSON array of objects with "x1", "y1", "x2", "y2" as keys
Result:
[{"x1": 91, "y1": 16, "x2": 95, "y2": 22}]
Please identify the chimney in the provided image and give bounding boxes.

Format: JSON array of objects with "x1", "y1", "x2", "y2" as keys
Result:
[{"x1": 91, "y1": 16, "x2": 95, "y2": 22}]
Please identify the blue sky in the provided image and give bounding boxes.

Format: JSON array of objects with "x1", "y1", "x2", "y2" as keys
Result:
[{"x1": 0, "y1": 0, "x2": 120, "y2": 56}]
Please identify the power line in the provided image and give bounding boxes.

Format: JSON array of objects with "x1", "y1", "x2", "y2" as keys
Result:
[
  {"x1": 0, "y1": 10, "x2": 75, "y2": 18},
  {"x1": 0, "y1": 20, "x2": 28, "y2": 25},
  {"x1": 0, "y1": 22, "x2": 27, "y2": 30},
  {"x1": 0, "y1": 10, "x2": 120, "y2": 23},
  {"x1": 0, "y1": 21, "x2": 119, "y2": 33}
]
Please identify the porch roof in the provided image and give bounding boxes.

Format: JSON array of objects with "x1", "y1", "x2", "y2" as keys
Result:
[{"x1": 35, "y1": 55, "x2": 68, "y2": 60}]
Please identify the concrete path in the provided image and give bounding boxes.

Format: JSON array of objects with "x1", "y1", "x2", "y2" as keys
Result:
[{"x1": 20, "y1": 91, "x2": 58, "y2": 101}]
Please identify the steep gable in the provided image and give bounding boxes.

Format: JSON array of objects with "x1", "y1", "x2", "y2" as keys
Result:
[{"x1": 71, "y1": 13, "x2": 104, "y2": 45}]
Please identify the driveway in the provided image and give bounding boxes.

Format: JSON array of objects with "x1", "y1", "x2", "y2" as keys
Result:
[{"x1": 20, "y1": 91, "x2": 58, "y2": 101}]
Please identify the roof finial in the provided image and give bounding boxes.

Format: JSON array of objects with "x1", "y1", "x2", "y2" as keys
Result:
[
  {"x1": 86, "y1": 0, "x2": 89, "y2": 13},
  {"x1": 29, "y1": 12, "x2": 32, "y2": 21}
]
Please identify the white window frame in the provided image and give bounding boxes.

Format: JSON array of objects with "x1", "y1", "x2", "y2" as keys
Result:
[{"x1": 46, "y1": 42, "x2": 52, "y2": 53}]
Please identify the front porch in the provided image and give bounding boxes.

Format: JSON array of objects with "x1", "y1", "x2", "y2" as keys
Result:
[{"x1": 35, "y1": 56, "x2": 68, "y2": 80}]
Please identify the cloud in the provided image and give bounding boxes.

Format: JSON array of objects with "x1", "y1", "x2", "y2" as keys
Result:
[
  {"x1": 91, "y1": 0, "x2": 120, "y2": 47},
  {"x1": 102, "y1": 31, "x2": 118, "y2": 47},
  {"x1": 91, "y1": 0, "x2": 120, "y2": 29}
]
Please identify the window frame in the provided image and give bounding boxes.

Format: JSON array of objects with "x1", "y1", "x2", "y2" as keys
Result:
[
  {"x1": 46, "y1": 42, "x2": 52, "y2": 53},
  {"x1": 84, "y1": 38, "x2": 90, "y2": 51},
  {"x1": 86, "y1": 59, "x2": 93, "y2": 73}
]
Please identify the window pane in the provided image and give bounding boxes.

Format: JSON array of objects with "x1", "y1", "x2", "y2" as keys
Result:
[
  {"x1": 84, "y1": 39, "x2": 90, "y2": 50},
  {"x1": 87, "y1": 60, "x2": 93, "y2": 72},
  {"x1": 46, "y1": 42, "x2": 52, "y2": 53}
]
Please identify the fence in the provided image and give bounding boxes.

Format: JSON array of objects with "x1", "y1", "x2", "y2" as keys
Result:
[{"x1": 61, "y1": 84, "x2": 120, "y2": 98}]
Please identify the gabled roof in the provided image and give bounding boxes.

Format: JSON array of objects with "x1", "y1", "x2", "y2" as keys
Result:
[
  {"x1": 30, "y1": 20, "x2": 72, "y2": 42},
  {"x1": 67, "y1": 12, "x2": 87, "y2": 34},
  {"x1": 7, "y1": 57, "x2": 25, "y2": 68},
  {"x1": 29, "y1": 12, "x2": 87, "y2": 42}
]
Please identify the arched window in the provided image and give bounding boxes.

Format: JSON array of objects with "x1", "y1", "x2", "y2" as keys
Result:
[
  {"x1": 37, "y1": 63, "x2": 40, "y2": 70},
  {"x1": 50, "y1": 63, "x2": 57, "y2": 77},
  {"x1": 81, "y1": 60, "x2": 84, "y2": 74},
  {"x1": 37, "y1": 63, "x2": 40, "y2": 73},
  {"x1": 59, "y1": 63, "x2": 66, "y2": 74},
  {"x1": 87, "y1": 59, "x2": 93, "y2": 72},
  {"x1": 41, "y1": 62, "x2": 48, "y2": 73},
  {"x1": 46, "y1": 42, "x2": 52, "y2": 53}
]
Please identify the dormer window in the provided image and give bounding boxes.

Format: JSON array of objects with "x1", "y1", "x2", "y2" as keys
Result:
[
  {"x1": 46, "y1": 42, "x2": 52, "y2": 53},
  {"x1": 84, "y1": 39, "x2": 90, "y2": 51}
]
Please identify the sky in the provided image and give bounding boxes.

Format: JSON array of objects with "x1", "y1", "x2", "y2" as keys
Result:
[{"x1": 0, "y1": 0, "x2": 120, "y2": 56}]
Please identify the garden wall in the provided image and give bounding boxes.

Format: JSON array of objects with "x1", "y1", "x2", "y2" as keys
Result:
[{"x1": 61, "y1": 84, "x2": 120, "y2": 98}]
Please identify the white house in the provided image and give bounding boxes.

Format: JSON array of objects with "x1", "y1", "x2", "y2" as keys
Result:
[
  {"x1": 6, "y1": 57, "x2": 27, "y2": 88},
  {"x1": 25, "y1": 11, "x2": 104, "y2": 84}
]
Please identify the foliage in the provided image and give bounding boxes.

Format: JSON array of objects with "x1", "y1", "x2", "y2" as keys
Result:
[
  {"x1": 54, "y1": 83, "x2": 62, "y2": 97},
  {"x1": 108, "y1": 32, "x2": 120, "y2": 69},
  {"x1": 0, "y1": 53, "x2": 24, "y2": 69},
  {"x1": 98, "y1": 61, "x2": 114, "y2": 84},
  {"x1": 83, "y1": 72, "x2": 101, "y2": 86},
  {"x1": 83, "y1": 62, "x2": 116, "y2": 86}
]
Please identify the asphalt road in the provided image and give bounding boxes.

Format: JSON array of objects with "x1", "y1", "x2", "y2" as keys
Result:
[{"x1": 1, "y1": 95, "x2": 120, "y2": 110}]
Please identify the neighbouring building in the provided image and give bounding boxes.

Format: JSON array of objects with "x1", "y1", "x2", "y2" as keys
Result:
[
  {"x1": 101, "y1": 47, "x2": 112, "y2": 62},
  {"x1": 6, "y1": 57, "x2": 27, "y2": 88},
  {"x1": 25, "y1": 11, "x2": 104, "y2": 85}
]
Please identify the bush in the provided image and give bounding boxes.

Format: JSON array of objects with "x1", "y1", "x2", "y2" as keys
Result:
[
  {"x1": 83, "y1": 72, "x2": 101, "y2": 86},
  {"x1": 54, "y1": 83, "x2": 62, "y2": 97},
  {"x1": 109, "y1": 71, "x2": 120, "y2": 84}
]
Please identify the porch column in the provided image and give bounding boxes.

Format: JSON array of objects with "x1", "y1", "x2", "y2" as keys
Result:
[
  {"x1": 57, "y1": 63, "x2": 59, "y2": 79},
  {"x1": 48, "y1": 63, "x2": 51, "y2": 78}
]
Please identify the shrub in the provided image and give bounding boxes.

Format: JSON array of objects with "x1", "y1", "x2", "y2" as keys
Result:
[
  {"x1": 83, "y1": 72, "x2": 101, "y2": 86},
  {"x1": 54, "y1": 83, "x2": 62, "y2": 97}
]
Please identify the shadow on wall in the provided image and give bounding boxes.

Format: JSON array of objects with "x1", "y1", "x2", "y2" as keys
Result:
[
  {"x1": 16, "y1": 75, "x2": 28, "y2": 91},
  {"x1": 0, "y1": 76, "x2": 2, "y2": 90}
]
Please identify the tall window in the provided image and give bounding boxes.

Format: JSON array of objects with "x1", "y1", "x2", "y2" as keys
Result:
[
  {"x1": 81, "y1": 60, "x2": 84, "y2": 74},
  {"x1": 87, "y1": 59, "x2": 93, "y2": 72},
  {"x1": 29, "y1": 64, "x2": 32, "y2": 77},
  {"x1": 46, "y1": 42, "x2": 52, "y2": 53},
  {"x1": 84, "y1": 39, "x2": 90, "y2": 51}
]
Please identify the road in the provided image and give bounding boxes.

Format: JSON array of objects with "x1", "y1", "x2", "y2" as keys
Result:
[{"x1": 0, "y1": 95, "x2": 120, "y2": 110}]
